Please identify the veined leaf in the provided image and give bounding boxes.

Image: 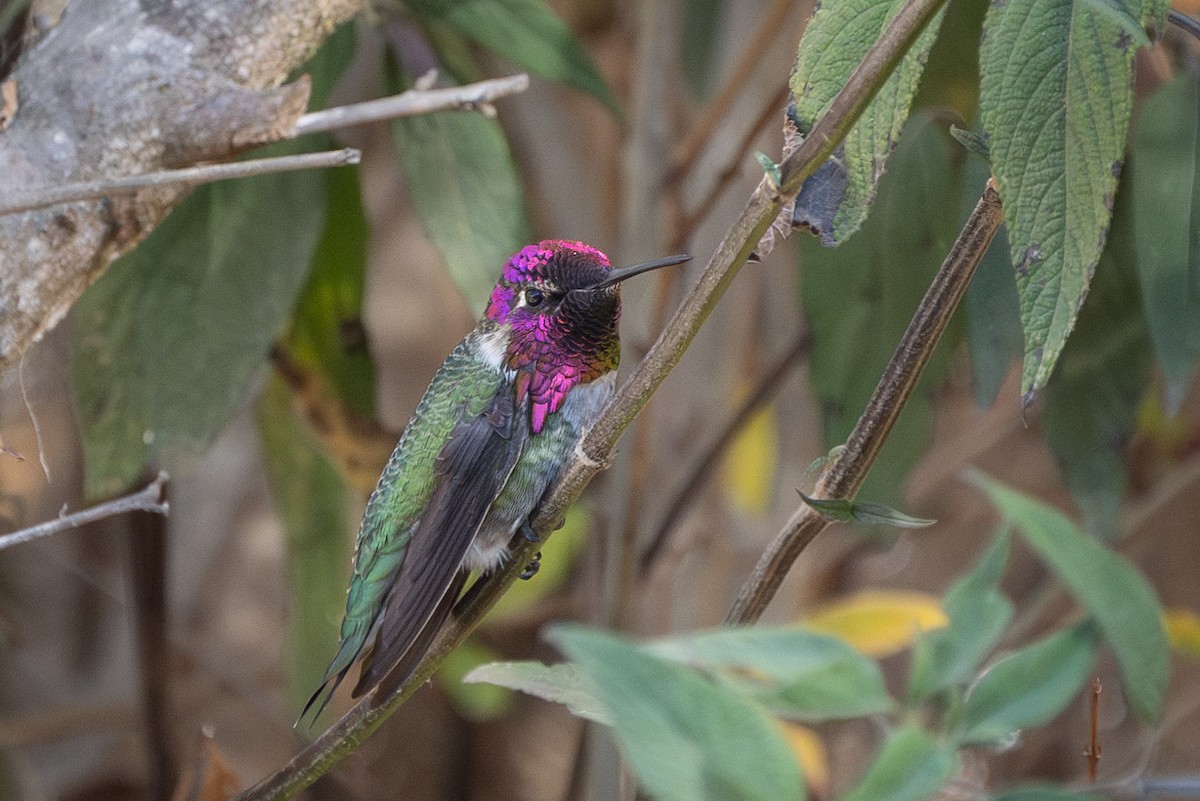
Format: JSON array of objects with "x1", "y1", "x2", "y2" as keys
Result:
[
  {"x1": 1130, "y1": 73, "x2": 1200, "y2": 414},
  {"x1": 789, "y1": 0, "x2": 947, "y2": 243},
  {"x1": 553, "y1": 626, "x2": 805, "y2": 801},
  {"x1": 647, "y1": 627, "x2": 893, "y2": 721},
  {"x1": 959, "y1": 621, "x2": 1097, "y2": 745},
  {"x1": 971, "y1": 473, "x2": 1169, "y2": 721},
  {"x1": 978, "y1": 0, "x2": 1167, "y2": 396},
  {"x1": 406, "y1": 0, "x2": 619, "y2": 114},
  {"x1": 438, "y1": 640, "x2": 515, "y2": 721},
  {"x1": 463, "y1": 659, "x2": 608, "y2": 723},
  {"x1": 389, "y1": 65, "x2": 531, "y2": 312},
  {"x1": 73, "y1": 146, "x2": 326, "y2": 499}
]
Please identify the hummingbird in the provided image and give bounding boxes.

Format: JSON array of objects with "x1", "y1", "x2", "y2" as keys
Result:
[{"x1": 302, "y1": 240, "x2": 690, "y2": 720}]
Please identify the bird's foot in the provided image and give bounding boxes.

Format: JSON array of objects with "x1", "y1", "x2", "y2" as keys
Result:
[
  {"x1": 520, "y1": 551, "x2": 542, "y2": 580},
  {"x1": 520, "y1": 522, "x2": 543, "y2": 543}
]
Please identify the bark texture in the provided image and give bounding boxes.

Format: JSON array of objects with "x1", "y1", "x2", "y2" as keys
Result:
[{"x1": 0, "y1": 0, "x2": 365, "y2": 371}]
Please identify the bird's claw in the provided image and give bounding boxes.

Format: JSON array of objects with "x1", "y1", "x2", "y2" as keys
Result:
[
  {"x1": 520, "y1": 522, "x2": 543, "y2": 543},
  {"x1": 520, "y1": 551, "x2": 542, "y2": 580}
]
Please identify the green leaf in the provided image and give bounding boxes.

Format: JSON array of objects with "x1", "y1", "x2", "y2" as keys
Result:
[
  {"x1": 257, "y1": 374, "x2": 354, "y2": 711},
  {"x1": 800, "y1": 114, "x2": 962, "y2": 507},
  {"x1": 978, "y1": 0, "x2": 1160, "y2": 396},
  {"x1": 838, "y1": 727, "x2": 957, "y2": 801},
  {"x1": 990, "y1": 786, "x2": 1104, "y2": 801},
  {"x1": 438, "y1": 640, "x2": 515, "y2": 721},
  {"x1": 1130, "y1": 73, "x2": 1200, "y2": 414},
  {"x1": 553, "y1": 626, "x2": 805, "y2": 801},
  {"x1": 960, "y1": 621, "x2": 1097, "y2": 745},
  {"x1": 389, "y1": 66, "x2": 531, "y2": 312},
  {"x1": 283, "y1": 165, "x2": 376, "y2": 418},
  {"x1": 970, "y1": 474, "x2": 1169, "y2": 721},
  {"x1": 1079, "y1": 0, "x2": 1151, "y2": 46},
  {"x1": 799, "y1": 493, "x2": 935, "y2": 528},
  {"x1": 463, "y1": 659, "x2": 609, "y2": 723},
  {"x1": 73, "y1": 149, "x2": 327, "y2": 499},
  {"x1": 647, "y1": 628, "x2": 893, "y2": 721},
  {"x1": 908, "y1": 530, "x2": 1014, "y2": 702},
  {"x1": 1042, "y1": 183, "x2": 1151, "y2": 540},
  {"x1": 789, "y1": 0, "x2": 946, "y2": 243},
  {"x1": 406, "y1": 0, "x2": 619, "y2": 115}
]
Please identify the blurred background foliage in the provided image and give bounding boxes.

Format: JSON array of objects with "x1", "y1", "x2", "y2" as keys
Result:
[{"x1": 1, "y1": 0, "x2": 1199, "y2": 798}]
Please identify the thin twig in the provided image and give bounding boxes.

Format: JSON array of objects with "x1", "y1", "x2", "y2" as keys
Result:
[
  {"x1": 666, "y1": 0, "x2": 798, "y2": 185},
  {"x1": 0, "y1": 149, "x2": 360, "y2": 217},
  {"x1": 638, "y1": 328, "x2": 811, "y2": 576},
  {"x1": 0, "y1": 471, "x2": 169, "y2": 550},
  {"x1": 233, "y1": 0, "x2": 948, "y2": 797},
  {"x1": 725, "y1": 179, "x2": 1004, "y2": 625},
  {"x1": 292, "y1": 74, "x2": 530, "y2": 135},
  {"x1": 671, "y1": 82, "x2": 790, "y2": 252}
]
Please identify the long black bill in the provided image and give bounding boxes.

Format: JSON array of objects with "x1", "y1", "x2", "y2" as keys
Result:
[{"x1": 591, "y1": 253, "x2": 692, "y2": 289}]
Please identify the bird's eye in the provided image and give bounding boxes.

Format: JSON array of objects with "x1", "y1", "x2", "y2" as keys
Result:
[{"x1": 524, "y1": 288, "x2": 546, "y2": 308}]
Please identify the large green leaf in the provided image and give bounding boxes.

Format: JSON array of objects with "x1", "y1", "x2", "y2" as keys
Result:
[
  {"x1": 1130, "y1": 73, "x2": 1200, "y2": 414},
  {"x1": 960, "y1": 621, "x2": 1097, "y2": 745},
  {"x1": 788, "y1": 0, "x2": 946, "y2": 243},
  {"x1": 73, "y1": 152, "x2": 327, "y2": 499},
  {"x1": 800, "y1": 114, "x2": 962, "y2": 506},
  {"x1": 647, "y1": 628, "x2": 893, "y2": 721},
  {"x1": 406, "y1": 0, "x2": 619, "y2": 115},
  {"x1": 390, "y1": 67, "x2": 531, "y2": 312},
  {"x1": 972, "y1": 474, "x2": 1169, "y2": 721},
  {"x1": 908, "y1": 530, "x2": 1013, "y2": 702},
  {"x1": 838, "y1": 727, "x2": 957, "y2": 801},
  {"x1": 978, "y1": 0, "x2": 1167, "y2": 397},
  {"x1": 257, "y1": 374, "x2": 354, "y2": 710},
  {"x1": 282, "y1": 166, "x2": 376, "y2": 418},
  {"x1": 553, "y1": 626, "x2": 805, "y2": 801},
  {"x1": 1042, "y1": 183, "x2": 1151, "y2": 540},
  {"x1": 463, "y1": 659, "x2": 609, "y2": 723}
]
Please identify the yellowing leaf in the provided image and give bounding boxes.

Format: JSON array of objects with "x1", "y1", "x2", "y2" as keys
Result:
[
  {"x1": 1165, "y1": 607, "x2": 1200, "y2": 658},
  {"x1": 724, "y1": 388, "x2": 778, "y2": 514},
  {"x1": 805, "y1": 591, "x2": 947, "y2": 657},
  {"x1": 778, "y1": 720, "x2": 829, "y2": 798}
]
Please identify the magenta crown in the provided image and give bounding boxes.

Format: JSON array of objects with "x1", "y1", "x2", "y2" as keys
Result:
[{"x1": 486, "y1": 240, "x2": 611, "y2": 323}]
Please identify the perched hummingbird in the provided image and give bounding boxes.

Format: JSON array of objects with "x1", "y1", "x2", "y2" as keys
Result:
[{"x1": 303, "y1": 240, "x2": 689, "y2": 720}]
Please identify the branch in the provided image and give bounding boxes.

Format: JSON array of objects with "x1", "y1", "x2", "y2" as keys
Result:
[
  {"x1": 233, "y1": 0, "x2": 949, "y2": 797},
  {"x1": 0, "y1": 149, "x2": 361, "y2": 217},
  {"x1": 725, "y1": 179, "x2": 1005, "y2": 625},
  {"x1": 292, "y1": 74, "x2": 530, "y2": 135},
  {"x1": 0, "y1": 471, "x2": 170, "y2": 551}
]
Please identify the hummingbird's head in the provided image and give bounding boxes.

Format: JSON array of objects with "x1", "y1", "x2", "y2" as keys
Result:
[{"x1": 484, "y1": 240, "x2": 688, "y2": 432}]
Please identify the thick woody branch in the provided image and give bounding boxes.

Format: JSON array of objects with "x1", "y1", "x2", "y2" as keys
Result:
[{"x1": 232, "y1": 0, "x2": 949, "y2": 797}]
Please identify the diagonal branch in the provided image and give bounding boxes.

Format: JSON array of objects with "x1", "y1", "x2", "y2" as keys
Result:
[
  {"x1": 725, "y1": 179, "x2": 1005, "y2": 625},
  {"x1": 232, "y1": 0, "x2": 950, "y2": 797}
]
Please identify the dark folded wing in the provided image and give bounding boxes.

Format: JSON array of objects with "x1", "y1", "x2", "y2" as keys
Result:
[{"x1": 352, "y1": 386, "x2": 524, "y2": 695}]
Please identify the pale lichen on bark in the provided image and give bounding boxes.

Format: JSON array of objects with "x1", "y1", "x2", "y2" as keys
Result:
[{"x1": 0, "y1": 0, "x2": 364, "y2": 371}]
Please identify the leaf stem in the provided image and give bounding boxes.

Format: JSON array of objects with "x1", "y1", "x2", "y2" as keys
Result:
[
  {"x1": 725, "y1": 179, "x2": 1004, "y2": 625},
  {"x1": 0, "y1": 471, "x2": 170, "y2": 551},
  {"x1": 232, "y1": 0, "x2": 949, "y2": 796}
]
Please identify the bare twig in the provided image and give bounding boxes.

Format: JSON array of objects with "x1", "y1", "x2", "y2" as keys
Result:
[
  {"x1": 293, "y1": 73, "x2": 529, "y2": 135},
  {"x1": 639, "y1": 328, "x2": 810, "y2": 576},
  {"x1": 725, "y1": 180, "x2": 1004, "y2": 625},
  {"x1": 0, "y1": 471, "x2": 169, "y2": 550},
  {"x1": 233, "y1": 0, "x2": 948, "y2": 797},
  {"x1": 0, "y1": 149, "x2": 361, "y2": 217},
  {"x1": 1085, "y1": 677, "x2": 1102, "y2": 782},
  {"x1": 666, "y1": 0, "x2": 799, "y2": 185}
]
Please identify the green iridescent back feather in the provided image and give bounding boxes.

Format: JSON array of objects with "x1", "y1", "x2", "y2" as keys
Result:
[{"x1": 318, "y1": 332, "x2": 505, "y2": 690}]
